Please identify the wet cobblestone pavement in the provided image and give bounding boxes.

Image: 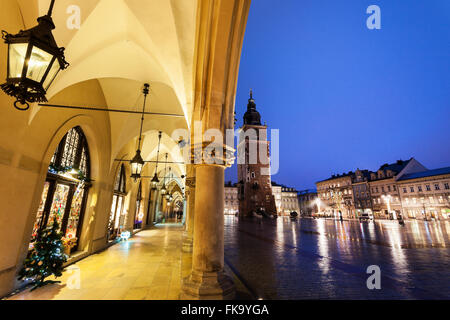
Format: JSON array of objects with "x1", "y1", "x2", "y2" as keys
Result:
[{"x1": 224, "y1": 216, "x2": 450, "y2": 300}]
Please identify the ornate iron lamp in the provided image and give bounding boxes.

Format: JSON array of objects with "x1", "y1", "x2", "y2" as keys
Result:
[
  {"x1": 160, "y1": 153, "x2": 168, "y2": 195},
  {"x1": 1, "y1": 0, "x2": 69, "y2": 110},
  {"x1": 130, "y1": 84, "x2": 150, "y2": 182},
  {"x1": 165, "y1": 167, "x2": 172, "y2": 199},
  {"x1": 151, "y1": 131, "x2": 162, "y2": 189}
]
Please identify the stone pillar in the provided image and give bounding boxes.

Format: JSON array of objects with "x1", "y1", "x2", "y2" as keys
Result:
[
  {"x1": 182, "y1": 172, "x2": 196, "y2": 253},
  {"x1": 181, "y1": 164, "x2": 234, "y2": 299},
  {"x1": 180, "y1": 0, "x2": 250, "y2": 300},
  {"x1": 181, "y1": 142, "x2": 236, "y2": 300}
]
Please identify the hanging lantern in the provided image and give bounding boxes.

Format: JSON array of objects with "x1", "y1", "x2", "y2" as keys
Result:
[
  {"x1": 161, "y1": 184, "x2": 167, "y2": 195},
  {"x1": 151, "y1": 131, "x2": 162, "y2": 190},
  {"x1": 130, "y1": 84, "x2": 149, "y2": 182},
  {"x1": 151, "y1": 172, "x2": 159, "y2": 189},
  {"x1": 169, "y1": 195, "x2": 173, "y2": 202},
  {"x1": 1, "y1": 0, "x2": 69, "y2": 110},
  {"x1": 165, "y1": 193, "x2": 171, "y2": 200},
  {"x1": 130, "y1": 149, "x2": 144, "y2": 182}
]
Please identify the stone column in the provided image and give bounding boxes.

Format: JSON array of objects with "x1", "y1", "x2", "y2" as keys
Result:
[
  {"x1": 182, "y1": 174, "x2": 196, "y2": 252},
  {"x1": 181, "y1": 144, "x2": 235, "y2": 300}
]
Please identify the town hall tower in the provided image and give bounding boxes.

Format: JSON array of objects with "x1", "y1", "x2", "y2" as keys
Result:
[{"x1": 237, "y1": 91, "x2": 277, "y2": 217}]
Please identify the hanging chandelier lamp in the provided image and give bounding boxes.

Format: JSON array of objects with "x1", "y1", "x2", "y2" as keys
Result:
[
  {"x1": 1, "y1": 0, "x2": 69, "y2": 110},
  {"x1": 151, "y1": 131, "x2": 162, "y2": 189},
  {"x1": 130, "y1": 84, "x2": 150, "y2": 182},
  {"x1": 160, "y1": 153, "x2": 168, "y2": 195},
  {"x1": 165, "y1": 167, "x2": 172, "y2": 200}
]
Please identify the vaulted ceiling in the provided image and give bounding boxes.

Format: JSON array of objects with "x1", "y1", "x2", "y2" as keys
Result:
[{"x1": 17, "y1": 0, "x2": 198, "y2": 167}]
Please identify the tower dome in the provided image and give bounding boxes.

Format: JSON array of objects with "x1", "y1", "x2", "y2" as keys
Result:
[{"x1": 243, "y1": 90, "x2": 261, "y2": 125}]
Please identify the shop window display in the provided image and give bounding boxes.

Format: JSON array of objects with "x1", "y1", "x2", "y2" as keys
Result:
[
  {"x1": 134, "y1": 182, "x2": 143, "y2": 230},
  {"x1": 30, "y1": 127, "x2": 90, "y2": 254},
  {"x1": 108, "y1": 164, "x2": 127, "y2": 241}
]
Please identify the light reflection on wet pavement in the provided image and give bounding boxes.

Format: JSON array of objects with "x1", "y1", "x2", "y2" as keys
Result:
[{"x1": 224, "y1": 216, "x2": 450, "y2": 299}]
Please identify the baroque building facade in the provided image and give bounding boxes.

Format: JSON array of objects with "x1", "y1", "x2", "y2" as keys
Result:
[
  {"x1": 396, "y1": 167, "x2": 450, "y2": 220},
  {"x1": 298, "y1": 189, "x2": 318, "y2": 217},
  {"x1": 315, "y1": 158, "x2": 450, "y2": 221},
  {"x1": 271, "y1": 182, "x2": 300, "y2": 216},
  {"x1": 224, "y1": 182, "x2": 239, "y2": 216},
  {"x1": 316, "y1": 173, "x2": 355, "y2": 219}
]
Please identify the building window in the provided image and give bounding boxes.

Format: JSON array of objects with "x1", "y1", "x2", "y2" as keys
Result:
[
  {"x1": 403, "y1": 188, "x2": 407, "y2": 193},
  {"x1": 426, "y1": 185, "x2": 431, "y2": 191},
  {"x1": 418, "y1": 186, "x2": 422, "y2": 192},
  {"x1": 381, "y1": 186, "x2": 385, "y2": 192},
  {"x1": 30, "y1": 127, "x2": 90, "y2": 254},
  {"x1": 410, "y1": 186, "x2": 414, "y2": 193},
  {"x1": 393, "y1": 185, "x2": 396, "y2": 191},
  {"x1": 444, "y1": 183, "x2": 449, "y2": 190},
  {"x1": 134, "y1": 182, "x2": 143, "y2": 230},
  {"x1": 434, "y1": 184, "x2": 440, "y2": 191},
  {"x1": 387, "y1": 186, "x2": 391, "y2": 192},
  {"x1": 109, "y1": 164, "x2": 127, "y2": 241}
]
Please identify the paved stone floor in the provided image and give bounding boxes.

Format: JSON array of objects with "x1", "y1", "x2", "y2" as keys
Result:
[
  {"x1": 7, "y1": 224, "x2": 189, "y2": 300},
  {"x1": 224, "y1": 216, "x2": 450, "y2": 299},
  {"x1": 7, "y1": 217, "x2": 449, "y2": 300}
]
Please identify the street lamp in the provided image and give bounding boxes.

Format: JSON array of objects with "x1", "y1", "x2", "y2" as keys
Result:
[
  {"x1": 1, "y1": 0, "x2": 69, "y2": 110},
  {"x1": 382, "y1": 194, "x2": 395, "y2": 220},
  {"x1": 421, "y1": 198, "x2": 427, "y2": 221},
  {"x1": 130, "y1": 84, "x2": 150, "y2": 182},
  {"x1": 315, "y1": 198, "x2": 321, "y2": 216}
]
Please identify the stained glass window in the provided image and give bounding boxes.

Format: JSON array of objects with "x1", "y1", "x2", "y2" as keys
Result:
[
  {"x1": 49, "y1": 126, "x2": 89, "y2": 176},
  {"x1": 79, "y1": 146, "x2": 88, "y2": 176}
]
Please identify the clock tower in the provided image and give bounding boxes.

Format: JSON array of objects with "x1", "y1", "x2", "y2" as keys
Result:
[{"x1": 237, "y1": 91, "x2": 277, "y2": 217}]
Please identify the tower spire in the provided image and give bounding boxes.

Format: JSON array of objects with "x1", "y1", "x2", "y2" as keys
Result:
[{"x1": 243, "y1": 87, "x2": 261, "y2": 125}]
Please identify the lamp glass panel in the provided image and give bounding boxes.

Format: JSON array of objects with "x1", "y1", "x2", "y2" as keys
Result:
[
  {"x1": 8, "y1": 43, "x2": 28, "y2": 78},
  {"x1": 43, "y1": 60, "x2": 60, "y2": 90},
  {"x1": 26, "y1": 46, "x2": 53, "y2": 82},
  {"x1": 131, "y1": 162, "x2": 143, "y2": 176}
]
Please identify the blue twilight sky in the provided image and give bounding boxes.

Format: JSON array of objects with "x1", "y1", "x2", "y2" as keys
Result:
[{"x1": 225, "y1": 0, "x2": 450, "y2": 191}]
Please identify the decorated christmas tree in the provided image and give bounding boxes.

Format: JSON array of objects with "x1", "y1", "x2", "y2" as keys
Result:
[{"x1": 18, "y1": 220, "x2": 68, "y2": 290}]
